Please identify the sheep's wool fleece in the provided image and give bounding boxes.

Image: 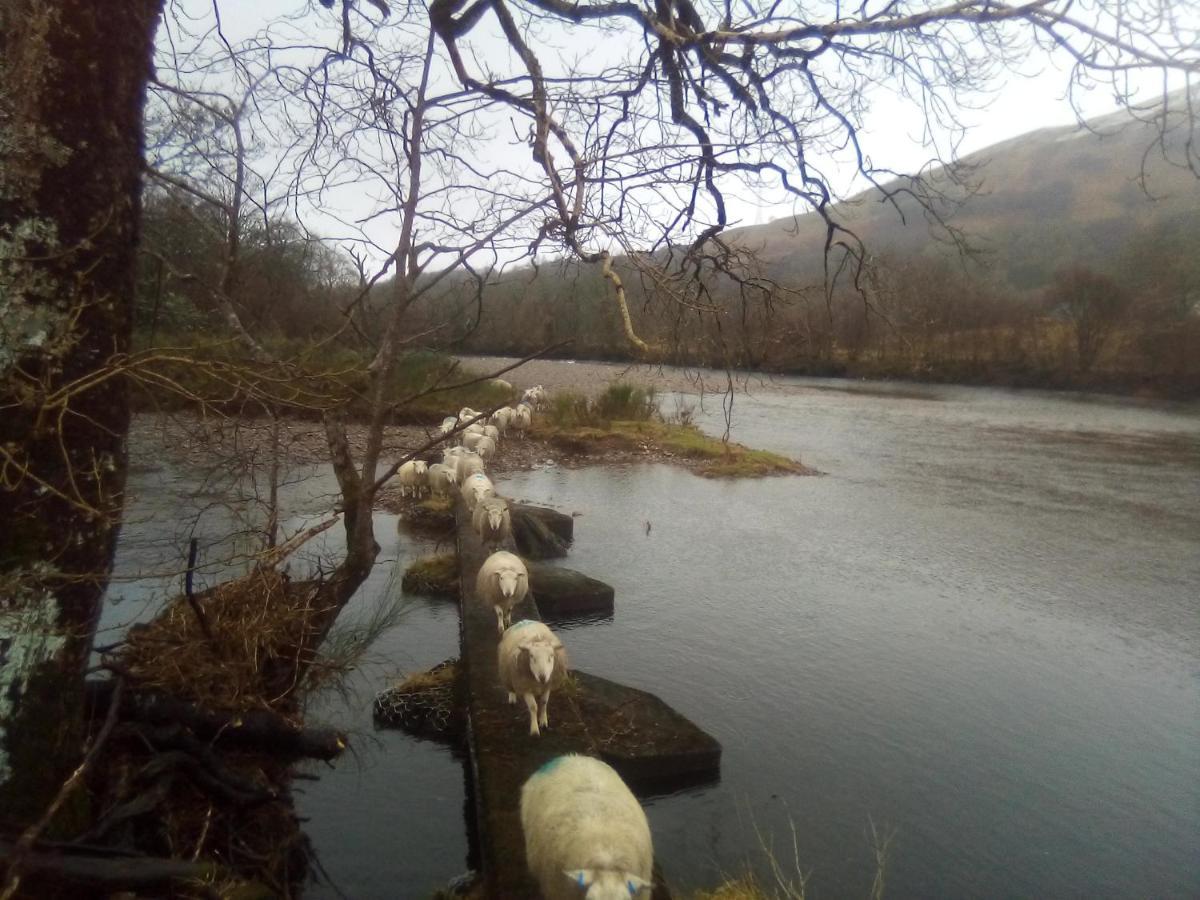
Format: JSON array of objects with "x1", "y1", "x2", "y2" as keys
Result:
[{"x1": 521, "y1": 755, "x2": 653, "y2": 900}]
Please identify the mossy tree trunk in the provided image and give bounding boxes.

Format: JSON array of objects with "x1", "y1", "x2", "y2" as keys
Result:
[{"x1": 0, "y1": 0, "x2": 164, "y2": 830}]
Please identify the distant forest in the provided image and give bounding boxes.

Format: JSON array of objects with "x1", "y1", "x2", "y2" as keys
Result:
[{"x1": 138, "y1": 186, "x2": 1200, "y2": 397}]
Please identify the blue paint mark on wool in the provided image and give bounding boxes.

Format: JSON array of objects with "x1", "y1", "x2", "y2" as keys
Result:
[
  {"x1": 510, "y1": 620, "x2": 538, "y2": 630},
  {"x1": 534, "y1": 755, "x2": 568, "y2": 777}
]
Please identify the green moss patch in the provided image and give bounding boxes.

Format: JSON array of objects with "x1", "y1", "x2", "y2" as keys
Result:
[{"x1": 400, "y1": 553, "x2": 459, "y2": 597}]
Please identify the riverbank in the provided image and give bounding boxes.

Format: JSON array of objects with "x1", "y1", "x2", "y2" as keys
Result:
[{"x1": 458, "y1": 353, "x2": 1200, "y2": 402}]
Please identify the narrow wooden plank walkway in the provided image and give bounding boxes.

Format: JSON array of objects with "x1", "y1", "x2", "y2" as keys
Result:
[{"x1": 455, "y1": 502, "x2": 720, "y2": 898}]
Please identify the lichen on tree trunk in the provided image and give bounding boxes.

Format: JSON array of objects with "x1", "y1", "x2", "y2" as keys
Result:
[{"x1": 0, "y1": 0, "x2": 165, "y2": 828}]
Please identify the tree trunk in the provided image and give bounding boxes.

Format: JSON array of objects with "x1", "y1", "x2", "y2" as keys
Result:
[{"x1": 0, "y1": 0, "x2": 164, "y2": 830}]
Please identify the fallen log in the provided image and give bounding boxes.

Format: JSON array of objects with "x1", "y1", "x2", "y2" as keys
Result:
[
  {"x1": 84, "y1": 680, "x2": 347, "y2": 761},
  {"x1": 0, "y1": 840, "x2": 226, "y2": 892}
]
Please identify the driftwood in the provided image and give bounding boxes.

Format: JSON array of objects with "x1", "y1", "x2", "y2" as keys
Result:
[
  {"x1": 85, "y1": 680, "x2": 346, "y2": 761},
  {"x1": 0, "y1": 840, "x2": 225, "y2": 892}
]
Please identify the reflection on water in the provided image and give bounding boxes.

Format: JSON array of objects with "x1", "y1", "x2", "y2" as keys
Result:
[{"x1": 107, "y1": 377, "x2": 1200, "y2": 899}]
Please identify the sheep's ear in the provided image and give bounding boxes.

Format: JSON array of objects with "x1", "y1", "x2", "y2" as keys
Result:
[
  {"x1": 518, "y1": 645, "x2": 532, "y2": 673},
  {"x1": 625, "y1": 874, "x2": 651, "y2": 895},
  {"x1": 564, "y1": 869, "x2": 595, "y2": 891}
]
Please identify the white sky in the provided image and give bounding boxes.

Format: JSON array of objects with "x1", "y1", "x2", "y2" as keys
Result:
[{"x1": 159, "y1": 0, "x2": 1190, "y2": 261}]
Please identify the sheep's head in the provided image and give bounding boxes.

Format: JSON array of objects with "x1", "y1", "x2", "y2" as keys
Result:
[
  {"x1": 486, "y1": 505, "x2": 505, "y2": 531},
  {"x1": 495, "y1": 567, "x2": 522, "y2": 599},
  {"x1": 414, "y1": 460, "x2": 428, "y2": 475},
  {"x1": 564, "y1": 870, "x2": 650, "y2": 899},
  {"x1": 521, "y1": 640, "x2": 558, "y2": 685}
]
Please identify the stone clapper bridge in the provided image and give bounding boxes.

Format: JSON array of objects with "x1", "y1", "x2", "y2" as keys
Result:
[{"x1": 383, "y1": 500, "x2": 721, "y2": 897}]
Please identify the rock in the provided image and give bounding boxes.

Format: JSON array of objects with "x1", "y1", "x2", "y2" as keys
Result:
[
  {"x1": 509, "y1": 504, "x2": 573, "y2": 559},
  {"x1": 528, "y1": 562, "x2": 614, "y2": 619},
  {"x1": 373, "y1": 660, "x2": 464, "y2": 742}
]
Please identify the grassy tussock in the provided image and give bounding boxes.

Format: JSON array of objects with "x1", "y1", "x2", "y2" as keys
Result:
[
  {"x1": 400, "y1": 553, "x2": 459, "y2": 596},
  {"x1": 117, "y1": 569, "x2": 329, "y2": 717},
  {"x1": 537, "y1": 386, "x2": 805, "y2": 478}
]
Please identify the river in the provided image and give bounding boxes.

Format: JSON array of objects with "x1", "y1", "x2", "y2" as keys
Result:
[{"x1": 105, "y1": 373, "x2": 1200, "y2": 898}]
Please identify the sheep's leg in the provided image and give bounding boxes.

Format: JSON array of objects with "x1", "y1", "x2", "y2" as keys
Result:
[
  {"x1": 507, "y1": 691, "x2": 517, "y2": 704},
  {"x1": 538, "y1": 690, "x2": 550, "y2": 729},
  {"x1": 494, "y1": 606, "x2": 505, "y2": 636},
  {"x1": 523, "y1": 693, "x2": 540, "y2": 736}
]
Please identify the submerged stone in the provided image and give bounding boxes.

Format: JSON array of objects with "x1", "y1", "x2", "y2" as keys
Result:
[
  {"x1": 373, "y1": 659, "x2": 463, "y2": 742},
  {"x1": 528, "y1": 561, "x2": 614, "y2": 619},
  {"x1": 510, "y1": 503, "x2": 573, "y2": 559}
]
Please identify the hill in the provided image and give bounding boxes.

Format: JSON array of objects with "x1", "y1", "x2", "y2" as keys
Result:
[{"x1": 725, "y1": 95, "x2": 1200, "y2": 291}]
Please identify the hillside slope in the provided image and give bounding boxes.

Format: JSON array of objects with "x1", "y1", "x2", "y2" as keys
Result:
[{"x1": 726, "y1": 97, "x2": 1200, "y2": 290}]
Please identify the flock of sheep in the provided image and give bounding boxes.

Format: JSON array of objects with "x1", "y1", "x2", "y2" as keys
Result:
[{"x1": 394, "y1": 383, "x2": 656, "y2": 899}]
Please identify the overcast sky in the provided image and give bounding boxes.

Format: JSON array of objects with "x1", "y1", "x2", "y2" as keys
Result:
[{"x1": 159, "y1": 0, "x2": 1189, "y2": 261}]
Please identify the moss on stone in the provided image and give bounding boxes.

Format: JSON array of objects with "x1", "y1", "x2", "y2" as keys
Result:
[{"x1": 401, "y1": 553, "x2": 459, "y2": 597}]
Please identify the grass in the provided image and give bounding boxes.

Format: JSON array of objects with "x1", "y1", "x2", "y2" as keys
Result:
[
  {"x1": 400, "y1": 553, "x2": 459, "y2": 596},
  {"x1": 536, "y1": 384, "x2": 805, "y2": 478},
  {"x1": 687, "y1": 817, "x2": 892, "y2": 900}
]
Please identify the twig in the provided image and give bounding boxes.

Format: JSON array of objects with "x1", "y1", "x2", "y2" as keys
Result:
[{"x1": 182, "y1": 537, "x2": 216, "y2": 647}]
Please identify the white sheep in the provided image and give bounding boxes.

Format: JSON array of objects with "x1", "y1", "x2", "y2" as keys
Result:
[
  {"x1": 475, "y1": 549, "x2": 528, "y2": 635},
  {"x1": 426, "y1": 462, "x2": 458, "y2": 496},
  {"x1": 498, "y1": 620, "x2": 567, "y2": 736},
  {"x1": 456, "y1": 451, "x2": 485, "y2": 483},
  {"x1": 474, "y1": 435, "x2": 497, "y2": 460},
  {"x1": 458, "y1": 407, "x2": 480, "y2": 421},
  {"x1": 396, "y1": 459, "x2": 428, "y2": 498},
  {"x1": 443, "y1": 446, "x2": 468, "y2": 464},
  {"x1": 472, "y1": 496, "x2": 511, "y2": 549},
  {"x1": 483, "y1": 424, "x2": 501, "y2": 444},
  {"x1": 439, "y1": 416, "x2": 458, "y2": 435},
  {"x1": 513, "y1": 404, "x2": 532, "y2": 435},
  {"x1": 522, "y1": 386, "x2": 547, "y2": 408},
  {"x1": 464, "y1": 422, "x2": 486, "y2": 436},
  {"x1": 491, "y1": 407, "x2": 514, "y2": 432},
  {"x1": 520, "y1": 755, "x2": 653, "y2": 900},
  {"x1": 460, "y1": 472, "x2": 495, "y2": 511},
  {"x1": 462, "y1": 431, "x2": 487, "y2": 451}
]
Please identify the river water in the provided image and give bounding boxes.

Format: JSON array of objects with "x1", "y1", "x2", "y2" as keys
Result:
[{"x1": 106, "y1": 375, "x2": 1200, "y2": 898}]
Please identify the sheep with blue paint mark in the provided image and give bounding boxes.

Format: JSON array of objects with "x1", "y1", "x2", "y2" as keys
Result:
[
  {"x1": 498, "y1": 619, "x2": 568, "y2": 736},
  {"x1": 520, "y1": 754, "x2": 653, "y2": 899}
]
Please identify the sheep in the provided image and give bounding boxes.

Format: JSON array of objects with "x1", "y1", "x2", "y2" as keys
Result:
[
  {"x1": 464, "y1": 422, "x2": 486, "y2": 436},
  {"x1": 460, "y1": 472, "x2": 495, "y2": 511},
  {"x1": 426, "y1": 463, "x2": 458, "y2": 497},
  {"x1": 520, "y1": 385, "x2": 547, "y2": 408},
  {"x1": 483, "y1": 424, "x2": 501, "y2": 444},
  {"x1": 472, "y1": 496, "x2": 511, "y2": 549},
  {"x1": 491, "y1": 407, "x2": 514, "y2": 432},
  {"x1": 439, "y1": 416, "x2": 458, "y2": 435},
  {"x1": 474, "y1": 435, "x2": 497, "y2": 460},
  {"x1": 512, "y1": 404, "x2": 532, "y2": 435},
  {"x1": 498, "y1": 620, "x2": 567, "y2": 736},
  {"x1": 475, "y1": 550, "x2": 528, "y2": 635},
  {"x1": 443, "y1": 446, "x2": 469, "y2": 464},
  {"x1": 520, "y1": 755, "x2": 653, "y2": 900},
  {"x1": 456, "y1": 451, "x2": 485, "y2": 483},
  {"x1": 458, "y1": 407, "x2": 479, "y2": 421},
  {"x1": 489, "y1": 377, "x2": 513, "y2": 392},
  {"x1": 462, "y1": 431, "x2": 487, "y2": 452},
  {"x1": 396, "y1": 459, "x2": 428, "y2": 498}
]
